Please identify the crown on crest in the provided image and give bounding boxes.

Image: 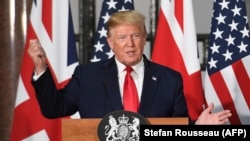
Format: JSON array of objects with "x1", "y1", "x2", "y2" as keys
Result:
[{"x1": 118, "y1": 114, "x2": 129, "y2": 125}]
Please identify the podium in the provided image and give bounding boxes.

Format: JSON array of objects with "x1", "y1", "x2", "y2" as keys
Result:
[{"x1": 62, "y1": 117, "x2": 188, "y2": 141}]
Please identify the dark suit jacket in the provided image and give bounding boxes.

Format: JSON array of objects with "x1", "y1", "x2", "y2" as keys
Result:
[{"x1": 32, "y1": 55, "x2": 189, "y2": 120}]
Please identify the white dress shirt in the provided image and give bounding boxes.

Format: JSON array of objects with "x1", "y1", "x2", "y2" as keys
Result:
[{"x1": 115, "y1": 58, "x2": 145, "y2": 103}]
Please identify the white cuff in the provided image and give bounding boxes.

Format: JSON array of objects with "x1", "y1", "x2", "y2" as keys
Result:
[{"x1": 32, "y1": 70, "x2": 46, "y2": 81}]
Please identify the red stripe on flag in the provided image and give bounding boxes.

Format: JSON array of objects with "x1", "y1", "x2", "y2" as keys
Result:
[
  {"x1": 232, "y1": 60, "x2": 250, "y2": 109},
  {"x1": 182, "y1": 71, "x2": 204, "y2": 119},
  {"x1": 152, "y1": 10, "x2": 182, "y2": 69},
  {"x1": 174, "y1": 0, "x2": 183, "y2": 32},
  {"x1": 210, "y1": 72, "x2": 241, "y2": 124},
  {"x1": 11, "y1": 95, "x2": 62, "y2": 140},
  {"x1": 42, "y1": 0, "x2": 52, "y2": 40}
]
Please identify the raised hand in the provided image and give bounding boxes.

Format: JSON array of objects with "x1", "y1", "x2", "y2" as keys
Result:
[{"x1": 28, "y1": 39, "x2": 47, "y2": 74}]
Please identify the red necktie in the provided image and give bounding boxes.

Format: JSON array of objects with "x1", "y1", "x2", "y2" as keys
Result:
[{"x1": 123, "y1": 67, "x2": 139, "y2": 113}]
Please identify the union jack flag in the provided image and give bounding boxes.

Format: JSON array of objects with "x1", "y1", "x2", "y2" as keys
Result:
[
  {"x1": 10, "y1": 0, "x2": 79, "y2": 140},
  {"x1": 151, "y1": 0, "x2": 205, "y2": 120},
  {"x1": 204, "y1": 0, "x2": 250, "y2": 124},
  {"x1": 90, "y1": 0, "x2": 134, "y2": 62}
]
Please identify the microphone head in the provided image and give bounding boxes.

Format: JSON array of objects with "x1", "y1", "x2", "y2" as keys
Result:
[{"x1": 97, "y1": 110, "x2": 148, "y2": 141}]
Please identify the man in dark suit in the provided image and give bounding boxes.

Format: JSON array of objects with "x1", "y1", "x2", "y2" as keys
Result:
[{"x1": 28, "y1": 10, "x2": 231, "y2": 124}]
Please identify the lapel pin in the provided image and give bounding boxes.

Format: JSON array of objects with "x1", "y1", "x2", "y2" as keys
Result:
[{"x1": 152, "y1": 76, "x2": 157, "y2": 81}]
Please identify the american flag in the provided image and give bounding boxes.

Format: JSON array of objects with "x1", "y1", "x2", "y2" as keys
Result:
[
  {"x1": 10, "y1": 0, "x2": 79, "y2": 140},
  {"x1": 90, "y1": 0, "x2": 134, "y2": 62},
  {"x1": 204, "y1": 0, "x2": 250, "y2": 124}
]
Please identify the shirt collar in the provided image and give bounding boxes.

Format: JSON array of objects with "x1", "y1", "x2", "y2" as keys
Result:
[{"x1": 115, "y1": 58, "x2": 144, "y2": 75}]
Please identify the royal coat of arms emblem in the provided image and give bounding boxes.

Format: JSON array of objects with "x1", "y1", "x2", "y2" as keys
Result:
[{"x1": 97, "y1": 111, "x2": 148, "y2": 141}]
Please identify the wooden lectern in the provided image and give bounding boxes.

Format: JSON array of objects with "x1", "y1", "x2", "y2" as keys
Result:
[{"x1": 62, "y1": 117, "x2": 188, "y2": 141}]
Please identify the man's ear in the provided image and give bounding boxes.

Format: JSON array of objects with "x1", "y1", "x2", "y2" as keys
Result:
[{"x1": 106, "y1": 37, "x2": 113, "y2": 50}]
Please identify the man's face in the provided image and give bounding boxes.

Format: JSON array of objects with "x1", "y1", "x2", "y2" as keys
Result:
[{"x1": 107, "y1": 24, "x2": 146, "y2": 66}]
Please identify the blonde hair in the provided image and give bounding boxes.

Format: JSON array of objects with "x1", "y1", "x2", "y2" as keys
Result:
[{"x1": 107, "y1": 10, "x2": 147, "y2": 37}]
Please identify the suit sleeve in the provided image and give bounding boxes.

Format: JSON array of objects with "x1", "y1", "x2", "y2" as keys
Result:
[{"x1": 31, "y1": 68, "x2": 78, "y2": 118}]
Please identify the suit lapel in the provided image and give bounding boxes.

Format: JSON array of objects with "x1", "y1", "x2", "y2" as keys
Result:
[
  {"x1": 103, "y1": 59, "x2": 123, "y2": 112},
  {"x1": 139, "y1": 58, "x2": 160, "y2": 116}
]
